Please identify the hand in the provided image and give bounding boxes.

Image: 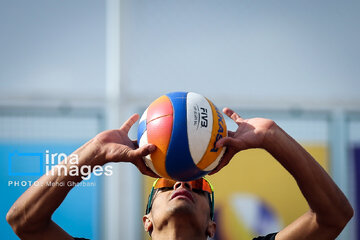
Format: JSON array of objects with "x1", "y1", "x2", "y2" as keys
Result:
[
  {"x1": 94, "y1": 114, "x2": 159, "y2": 178},
  {"x1": 209, "y1": 108, "x2": 275, "y2": 175}
]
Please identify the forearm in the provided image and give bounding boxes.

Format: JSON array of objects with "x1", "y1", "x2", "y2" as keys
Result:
[
  {"x1": 263, "y1": 124, "x2": 353, "y2": 227},
  {"x1": 6, "y1": 139, "x2": 104, "y2": 234}
]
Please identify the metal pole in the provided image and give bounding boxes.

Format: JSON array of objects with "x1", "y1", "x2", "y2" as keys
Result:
[{"x1": 103, "y1": 1, "x2": 141, "y2": 239}]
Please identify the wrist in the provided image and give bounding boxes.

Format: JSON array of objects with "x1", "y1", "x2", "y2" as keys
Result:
[
  {"x1": 262, "y1": 122, "x2": 281, "y2": 152},
  {"x1": 77, "y1": 138, "x2": 107, "y2": 167}
]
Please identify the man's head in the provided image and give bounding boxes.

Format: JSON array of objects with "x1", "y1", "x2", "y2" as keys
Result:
[{"x1": 142, "y1": 178, "x2": 216, "y2": 239}]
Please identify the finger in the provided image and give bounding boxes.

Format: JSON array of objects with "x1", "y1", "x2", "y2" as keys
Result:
[
  {"x1": 143, "y1": 168, "x2": 160, "y2": 178},
  {"x1": 120, "y1": 114, "x2": 140, "y2": 133},
  {"x1": 223, "y1": 108, "x2": 244, "y2": 122},
  {"x1": 139, "y1": 163, "x2": 160, "y2": 178},
  {"x1": 208, "y1": 153, "x2": 232, "y2": 175},
  {"x1": 227, "y1": 131, "x2": 236, "y2": 137},
  {"x1": 216, "y1": 136, "x2": 243, "y2": 149},
  {"x1": 128, "y1": 144, "x2": 156, "y2": 159},
  {"x1": 127, "y1": 145, "x2": 159, "y2": 178},
  {"x1": 134, "y1": 157, "x2": 160, "y2": 178},
  {"x1": 227, "y1": 130, "x2": 236, "y2": 138},
  {"x1": 132, "y1": 140, "x2": 139, "y2": 148}
]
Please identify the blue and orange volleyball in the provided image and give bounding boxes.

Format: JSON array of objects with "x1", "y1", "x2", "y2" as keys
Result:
[{"x1": 137, "y1": 92, "x2": 227, "y2": 181}]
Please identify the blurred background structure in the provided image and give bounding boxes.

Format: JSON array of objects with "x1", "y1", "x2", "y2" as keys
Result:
[{"x1": 0, "y1": 0, "x2": 359, "y2": 239}]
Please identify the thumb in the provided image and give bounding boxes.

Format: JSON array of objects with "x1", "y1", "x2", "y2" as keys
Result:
[
  {"x1": 128, "y1": 144, "x2": 156, "y2": 159},
  {"x1": 216, "y1": 136, "x2": 246, "y2": 151},
  {"x1": 216, "y1": 136, "x2": 236, "y2": 148}
]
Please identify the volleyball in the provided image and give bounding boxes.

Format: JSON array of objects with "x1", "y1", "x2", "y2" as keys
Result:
[{"x1": 137, "y1": 91, "x2": 227, "y2": 181}]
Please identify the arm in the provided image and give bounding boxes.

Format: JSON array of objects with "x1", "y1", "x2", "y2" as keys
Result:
[
  {"x1": 211, "y1": 108, "x2": 353, "y2": 240},
  {"x1": 6, "y1": 114, "x2": 157, "y2": 240}
]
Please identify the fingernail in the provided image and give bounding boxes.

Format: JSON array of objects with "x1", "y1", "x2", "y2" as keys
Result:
[{"x1": 148, "y1": 144, "x2": 156, "y2": 152}]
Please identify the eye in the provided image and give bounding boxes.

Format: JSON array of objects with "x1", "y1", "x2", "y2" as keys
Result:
[
  {"x1": 158, "y1": 187, "x2": 173, "y2": 192},
  {"x1": 192, "y1": 189, "x2": 206, "y2": 195}
]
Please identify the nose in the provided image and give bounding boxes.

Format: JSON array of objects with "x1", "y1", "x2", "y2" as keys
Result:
[{"x1": 173, "y1": 181, "x2": 192, "y2": 191}]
